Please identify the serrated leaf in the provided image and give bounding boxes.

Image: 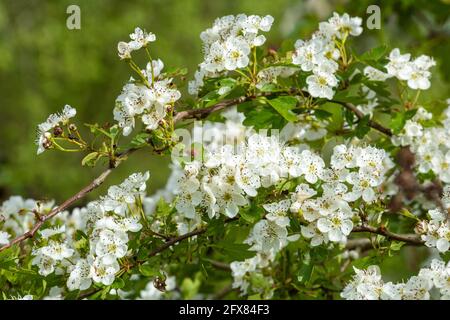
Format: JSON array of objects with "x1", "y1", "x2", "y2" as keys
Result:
[
  {"x1": 266, "y1": 96, "x2": 298, "y2": 122},
  {"x1": 211, "y1": 242, "x2": 254, "y2": 260}
]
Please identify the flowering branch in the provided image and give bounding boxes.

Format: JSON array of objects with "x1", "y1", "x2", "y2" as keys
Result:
[
  {"x1": 0, "y1": 148, "x2": 137, "y2": 253},
  {"x1": 0, "y1": 169, "x2": 113, "y2": 253}
]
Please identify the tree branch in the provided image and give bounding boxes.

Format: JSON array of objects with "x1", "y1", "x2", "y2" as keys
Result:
[
  {"x1": 332, "y1": 101, "x2": 393, "y2": 137},
  {"x1": 0, "y1": 169, "x2": 113, "y2": 253},
  {"x1": 351, "y1": 225, "x2": 424, "y2": 245},
  {"x1": 173, "y1": 89, "x2": 299, "y2": 123},
  {"x1": 147, "y1": 227, "x2": 207, "y2": 258}
]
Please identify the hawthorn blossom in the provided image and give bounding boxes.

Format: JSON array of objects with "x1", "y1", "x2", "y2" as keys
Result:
[{"x1": 36, "y1": 105, "x2": 77, "y2": 154}]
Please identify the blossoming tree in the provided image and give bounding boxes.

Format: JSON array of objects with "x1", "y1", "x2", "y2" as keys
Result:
[{"x1": 0, "y1": 12, "x2": 449, "y2": 300}]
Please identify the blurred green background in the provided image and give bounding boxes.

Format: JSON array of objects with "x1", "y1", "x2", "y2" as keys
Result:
[{"x1": 0, "y1": 0, "x2": 449, "y2": 214}]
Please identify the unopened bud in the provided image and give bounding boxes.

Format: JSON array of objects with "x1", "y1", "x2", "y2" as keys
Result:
[
  {"x1": 53, "y1": 126, "x2": 63, "y2": 137},
  {"x1": 69, "y1": 123, "x2": 77, "y2": 131},
  {"x1": 43, "y1": 138, "x2": 52, "y2": 150}
]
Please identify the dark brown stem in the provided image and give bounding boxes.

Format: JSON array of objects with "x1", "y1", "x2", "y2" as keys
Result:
[
  {"x1": 332, "y1": 100, "x2": 393, "y2": 137},
  {"x1": 147, "y1": 227, "x2": 207, "y2": 258},
  {"x1": 352, "y1": 225, "x2": 424, "y2": 245}
]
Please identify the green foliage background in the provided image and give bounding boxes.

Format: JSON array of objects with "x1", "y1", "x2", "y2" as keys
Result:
[{"x1": 0, "y1": 0, "x2": 449, "y2": 295}]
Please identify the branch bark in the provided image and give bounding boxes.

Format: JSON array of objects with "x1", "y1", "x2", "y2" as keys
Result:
[
  {"x1": 173, "y1": 89, "x2": 300, "y2": 123},
  {"x1": 352, "y1": 225, "x2": 424, "y2": 245},
  {"x1": 332, "y1": 100, "x2": 393, "y2": 137},
  {"x1": 147, "y1": 227, "x2": 207, "y2": 259}
]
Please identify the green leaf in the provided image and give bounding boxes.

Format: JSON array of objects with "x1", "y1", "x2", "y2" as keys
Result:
[
  {"x1": 266, "y1": 96, "x2": 298, "y2": 122},
  {"x1": 360, "y1": 45, "x2": 388, "y2": 62},
  {"x1": 297, "y1": 261, "x2": 314, "y2": 284},
  {"x1": 130, "y1": 132, "x2": 150, "y2": 148},
  {"x1": 180, "y1": 274, "x2": 202, "y2": 299},
  {"x1": 139, "y1": 263, "x2": 159, "y2": 277},
  {"x1": 111, "y1": 278, "x2": 125, "y2": 289},
  {"x1": 81, "y1": 152, "x2": 100, "y2": 167},
  {"x1": 211, "y1": 242, "x2": 254, "y2": 260},
  {"x1": 351, "y1": 254, "x2": 381, "y2": 269},
  {"x1": 240, "y1": 205, "x2": 264, "y2": 224},
  {"x1": 314, "y1": 109, "x2": 333, "y2": 120},
  {"x1": 355, "y1": 115, "x2": 371, "y2": 138},
  {"x1": 399, "y1": 208, "x2": 420, "y2": 221},
  {"x1": 389, "y1": 109, "x2": 417, "y2": 134},
  {"x1": 390, "y1": 241, "x2": 405, "y2": 251},
  {"x1": 243, "y1": 107, "x2": 284, "y2": 130}
]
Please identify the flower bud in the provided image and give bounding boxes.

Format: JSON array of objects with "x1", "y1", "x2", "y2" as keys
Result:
[{"x1": 53, "y1": 126, "x2": 63, "y2": 137}]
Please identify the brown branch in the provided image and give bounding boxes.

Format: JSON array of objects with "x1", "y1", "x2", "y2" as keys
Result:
[
  {"x1": 213, "y1": 284, "x2": 237, "y2": 300},
  {"x1": 0, "y1": 169, "x2": 113, "y2": 253},
  {"x1": 174, "y1": 90, "x2": 393, "y2": 139},
  {"x1": 208, "y1": 259, "x2": 232, "y2": 271},
  {"x1": 352, "y1": 225, "x2": 424, "y2": 245},
  {"x1": 173, "y1": 89, "x2": 299, "y2": 123},
  {"x1": 174, "y1": 96, "x2": 251, "y2": 123},
  {"x1": 332, "y1": 101, "x2": 393, "y2": 137},
  {"x1": 147, "y1": 227, "x2": 207, "y2": 258}
]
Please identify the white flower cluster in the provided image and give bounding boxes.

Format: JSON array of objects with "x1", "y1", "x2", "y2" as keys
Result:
[
  {"x1": 342, "y1": 259, "x2": 450, "y2": 300},
  {"x1": 385, "y1": 49, "x2": 435, "y2": 90},
  {"x1": 416, "y1": 208, "x2": 450, "y2": 253},
  {"x1": 172, "y1": 132, "x2": 313, "y2": 221},
  {"x1": 355, "y1": 85, "x2": 379, "y2": 116},
  {"x1": 295, "y1": 144, "x2": 393, "y2": 245},
  {"x1": 256, "y1": 66, "x2": 298, "y2": 90},
  {"x1": 117, "y1": 27, "x2": 156, "y2": 60},
  {"x1": 66, "y1": 172, "x2": 149, "y2": 289},
  {"x1": 230, "y1": 251, "x2": 275, "y2": 297},
  {"x1": 364, "y1": 49, "x2": 435, "y2": 90},
  {"x1": 227, "y1": 143, "x2": 392, "y2": 297},
  {"x1": 35, "y1": 105, "x2": 77, "y2": 154},
  {"x1": 0, "y1": 196, "x2": 55, "y2": 244},
  {"x1": 292, "y1": 13, "x2": 363, "y2": 99},
  {"x1": 10, "y1": 172, "x2": 150, "y2": 291},
  {"x1": 392, "y1": 104, "x2": 450, "y2": 182},
  {"x1": 188, "y1": 14, "x2": 274, "y2": 95},
  {"x1": 114, "y1": 58, "x2": 181, "y2": 136}
]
